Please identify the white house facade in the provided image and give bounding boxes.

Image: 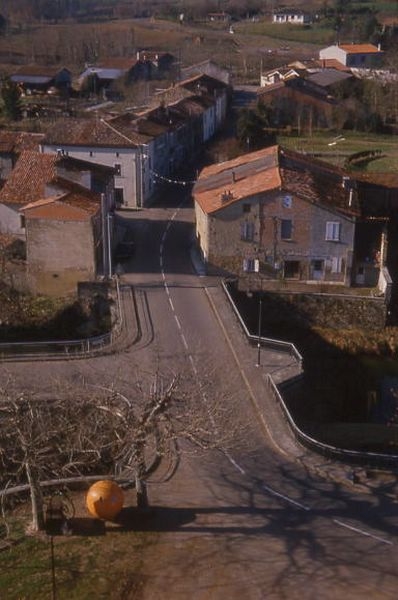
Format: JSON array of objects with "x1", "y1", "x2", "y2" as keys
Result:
[{"x1": 319, "y1": 44, "x2": 384, "y2": 68}]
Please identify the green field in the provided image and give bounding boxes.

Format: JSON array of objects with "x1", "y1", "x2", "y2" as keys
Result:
[
  {"x1": 234, "y1": 20, "x2": 336, "y2": 46},
  {"x1": 278, "y1": 131, "x2": 398, "y2": 172}
]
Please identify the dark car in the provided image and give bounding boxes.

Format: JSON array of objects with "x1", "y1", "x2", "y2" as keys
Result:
[{"x1": 114, "y1": 241, "x2": 135, "y2": 262}]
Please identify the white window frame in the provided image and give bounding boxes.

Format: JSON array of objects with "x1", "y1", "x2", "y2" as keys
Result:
[
  {"x1": 325, "y1": 221, "x2": 341, "y2": 241},
  {"x1": 243, "y1": 258, "x2": 259, "y2": 273},
  {"x1": 331, "y1": 256, "x2": 343, "y2": 273}
]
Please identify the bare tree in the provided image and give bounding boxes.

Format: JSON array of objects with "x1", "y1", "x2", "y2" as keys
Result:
[{"x1": 0, "y1": 372, "x2": 242, "y2": 532}]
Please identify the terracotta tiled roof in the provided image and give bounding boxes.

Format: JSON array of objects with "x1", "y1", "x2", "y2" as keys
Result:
[
  {"x1": 339, "y1": 43, "x2": 382, "y2": 54},
  {"x1": 280, "y1": 168, "x2": 357, "y2": 215},
  {"x1": 315, "y1": 58, "x2": 352, "y2": 72},
  {"x1": 178, "y1": 73, "x2": 229, "y2": 93},
  {"x1": 43, "y1": 117, "x2": 150, "y2": 148},
  {"x1": 194, "y1": 146, "x2": 280, "y2": 214},
  {"x1": 0, "y1": 151, "x2": 58, "y2": 205},
  {"x1": 194, "y1": 146, "x2": 357, "y2": 216},
  {"x1": 22, "y1": 190, "x2": 100, "y2": 221},
  {"x1": 0, "y1": 130, "x2": 44, "y2": 153},
  {"x1": 11, "y1": 65, "x2": 69, "y2": 77},
  {"x1": 97, "y1": 57, "x2": 138, "y2": 70}
]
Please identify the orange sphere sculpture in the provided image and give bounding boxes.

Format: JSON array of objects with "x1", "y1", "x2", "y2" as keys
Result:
[{"x1": 86, "y1": 480, "x2": 124, "y2": 521}]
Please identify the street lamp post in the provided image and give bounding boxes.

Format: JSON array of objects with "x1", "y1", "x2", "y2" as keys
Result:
[{"x1": 256, "y1": 297, "x2": 262, "y2": 367}]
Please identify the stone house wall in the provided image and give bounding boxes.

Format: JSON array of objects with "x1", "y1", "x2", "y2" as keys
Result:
[{"x1": 26, "y1": 218, "x2": 96, "y2": 296}]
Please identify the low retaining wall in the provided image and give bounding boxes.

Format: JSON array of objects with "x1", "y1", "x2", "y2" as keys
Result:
[{"x1": 222, "y1": 279, "x2": 398, "y2": 469}]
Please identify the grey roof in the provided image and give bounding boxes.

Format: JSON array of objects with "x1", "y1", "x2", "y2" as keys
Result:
[
  {"x1": 11, "y1": 75, "x2": 53, "y2": 85},
  {"x1": 79, "y1": 67, "x2": 126, "y2": 81},
  {"x1": 307, "y1": 69, "x2": 352, "y2": 88}
]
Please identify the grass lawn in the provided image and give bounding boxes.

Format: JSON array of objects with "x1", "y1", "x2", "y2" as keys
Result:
[
  {"x1": 278, "y1": 131, "x2": 398, "y2": 172},
  {"x1": 234, "y1": 20, "x2": 335, "y2": 47},
  {"x1": 1, "y1": 492, "x2": 156, "y2": 600}
]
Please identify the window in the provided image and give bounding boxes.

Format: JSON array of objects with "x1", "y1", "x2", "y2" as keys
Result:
[
  {"x1": 281, "y1": 219, "x2": 292, "y2": 240},
  {"x1": 284, "y1": 260, "x2": 300, "y2": 279},
  {"x1": 241, "y1": 221, "x2": 254, "y2": 241},
  {"x1": 282, "y1": 195, "x2": 292, "y2": 208},
  {"x1": 20, "y1": 214, "x2": 26, "y2": 229},
  {"x1": 243, "y1": 203, "x2": 251, "y2": 213},
  {"x1": 114, "y1": 163, "x2": 121, "y2": 176},
  {"x1": 114, "y1": 188, "x2": 124, "y2": 205},
  {"x1": 325, "y1": 221, "x2": 341, "y2": 241},
  {"x1": 313, "y1": 260, "x2": 323, "y2": 271},
  {"x1": 331, "y1": 256, "x2": 342, "y2": 273},
  {"x1": 243, "y1": 258, "x2": 259, "y2": 272}
]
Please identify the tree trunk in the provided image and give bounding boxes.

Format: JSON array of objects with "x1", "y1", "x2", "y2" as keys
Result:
[{"x1": 25, "y1": 463, "x2": 45, "y2": 532}]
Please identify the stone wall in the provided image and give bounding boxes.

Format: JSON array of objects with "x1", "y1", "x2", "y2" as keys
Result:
[{"x1": 263, "y1": 292, "x2": 387, "y2": 330}]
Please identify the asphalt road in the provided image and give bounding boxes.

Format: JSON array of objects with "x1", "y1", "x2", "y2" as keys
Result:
[{"x1": 2, "y1": 197, "x2": 398, "y2": 599}]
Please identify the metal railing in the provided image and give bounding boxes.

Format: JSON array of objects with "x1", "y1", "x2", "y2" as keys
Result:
[
  {"x1": 266, "y1": 375, "x2": 398, "y2": 468},
  {"x1": 222, "y1": 278, "x2": 398, "y2": 468},
  {"x1": 222, "y1": 279, "x2": 303, "y2": 367},
  {"x1": 0, "y1": 278, "x2": 124, "y2": 361}
]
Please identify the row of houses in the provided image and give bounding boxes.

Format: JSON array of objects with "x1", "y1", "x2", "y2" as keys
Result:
[
  {"x1": 258, "y1": 43, "x2": 386, "y2": 131},
  {"x1": 0, "y1": 72, "x2": 230, "y2": 295},
  {"x1": 8, "y1": 51, "x2": 177, "y2": 96},
  {"x1": 194, "y1": 145, "x2": 398, "y2": 296}
]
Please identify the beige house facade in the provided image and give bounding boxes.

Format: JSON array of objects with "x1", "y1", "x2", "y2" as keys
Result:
[{"x1": 194, "y1": 146, "x2": 358, "y2": 287}]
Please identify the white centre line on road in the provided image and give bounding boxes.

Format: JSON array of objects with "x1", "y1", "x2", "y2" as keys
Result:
[
  {"x1": 261, "y1": 483, "x2": 311, "y2": 511},
  {"x1": 189, "y1": 355, "x2": 197, "y2": 373},
  {"x1": 157, "y1": 209, "x2": 397, "y2": 548},
  {"x1": 333, "y1": 519, "x2": 394, "y2": 545},
  {"x1": 174, "y1": 315, "x2": 182, "y2": 330},
  {"x1": 181, "y1": 334, "x2": 189, "y2": 350}
]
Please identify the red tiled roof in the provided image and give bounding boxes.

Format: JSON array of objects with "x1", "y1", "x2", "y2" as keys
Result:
[
  {"x1": 11, "y1": 65, "x2": 70, "y2": 77},
  {"x1": 22, "y1": 190, "x2": 100, "y2": 221},
  {"x1": 0, "y1": 130, "x2": 44, "y2": 153},
  {"x1": 194, "y1": 146, "x2": 280, "y2": 214},
  {"x1": 194, "y1": 146, "x2": 357, "y2": 216},
  {"x1": 0, "y1": 151, "x2": 58, "y2": 205},
  {"x1": 339, "y1": 43, "x2": 382, "y2": 54},
  {"x1": 97, "y1": 57, "x2": 138, "y2": 69},
  {"x1": 178, "y1": 73, "x2": 229, "y2": 93},
  {"x1": 43, "y1": 117, "x2": 150, "y2": 148},
  {"x1": 315, "y1": 58, "x2": 352, "y2": 71}
]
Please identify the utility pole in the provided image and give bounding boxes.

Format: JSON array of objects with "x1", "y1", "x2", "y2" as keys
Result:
[
  {"x1": 256, "y1": 297, "x2": 262, "y2": 367},
  {"x1": 101, "y1": 193, "x2": 107, "y2": 276}
]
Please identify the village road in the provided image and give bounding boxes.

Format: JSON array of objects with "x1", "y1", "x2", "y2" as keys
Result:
[{"x1": 2, "y1": 199, "x2": 398, "y2": 599}]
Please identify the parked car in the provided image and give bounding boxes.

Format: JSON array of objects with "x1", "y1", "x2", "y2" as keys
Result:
[{"x1": 114, "y1": 240, "x2": 135, "y2": 262}]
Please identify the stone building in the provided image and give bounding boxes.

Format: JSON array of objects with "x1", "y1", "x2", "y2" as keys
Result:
[{"x1": 194, "y1": 146, "x2": 360, "y2": 288}]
